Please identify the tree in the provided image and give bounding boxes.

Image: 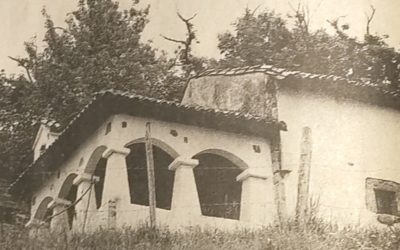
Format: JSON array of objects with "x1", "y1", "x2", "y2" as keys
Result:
[
  {"x1": 216, "y1": 6, "x2": 400, "y2": 88},
  {"x1": 0, "y1": 0, "x2": 186, "y2": 178},
  {"x1": 218, "y1": 8, "x2": 292, "y2": 68},
  {"x1": 161, "y1": 12, "x2": 207, "y2": 78}
]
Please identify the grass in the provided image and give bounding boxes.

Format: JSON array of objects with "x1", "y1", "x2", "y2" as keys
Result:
[{"x1": 1, "y1": 219, "x2": 399, "y2": 250}]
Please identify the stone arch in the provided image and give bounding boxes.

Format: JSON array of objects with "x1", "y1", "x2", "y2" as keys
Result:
[
  {"x1": 58, "y1": 173, "x2": 78, "y2": 229},
  {"x1": 33, "y1": 196, "x2": 53, "y2": 222},
  {"x1": 125, "y1": 138, "x2": 179, "y2": 159},
  {"x1": 58, "y1": 173, "x2": 78, "y2": 199},
  {"x1": 125, "y1": 139, "x2": 178, "y2": 210},
  {"x1": 80, "y1": 146, "x2": 108, "y2": 209},
  {"x1": 192, "y1": 148, "x2": 249, "y2": 170},
  {"x1": 192, "y1": 149, "x2": 247, "y2": 220},
  {"x1": 83, "y1": 145, "x2": 107, "y2": 174}
]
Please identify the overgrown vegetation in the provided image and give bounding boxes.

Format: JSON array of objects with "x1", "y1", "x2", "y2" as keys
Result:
[{"x1": 1, "y1": 222, "x2": 399, "y2": 250}]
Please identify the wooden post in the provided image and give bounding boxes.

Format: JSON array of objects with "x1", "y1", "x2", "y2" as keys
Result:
[
  {"x1": 265, "y1": 76, "x2": 287, "y2": 224},
  {"x1": 145, "y1": 122, "x2": 157, "y2": 228},
  {"x1": 295, "y1": 127, "x2": 312, "y2": 223}
]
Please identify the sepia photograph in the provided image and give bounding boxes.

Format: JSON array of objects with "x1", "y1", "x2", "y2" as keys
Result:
[{"x1": 1, "y1": 0, "x2": 400, "y2": 249}]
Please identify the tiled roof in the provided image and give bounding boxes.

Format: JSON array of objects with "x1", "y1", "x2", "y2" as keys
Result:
[
  {"x1": 195, "y1": 65, "x2": 400, "y2": 107},
  {"x1": 39, "y1": 119, "x2": 61, "y2": 131},
  {"x1": 9, "y1": 90, "x2": 285, "y2": 195}
]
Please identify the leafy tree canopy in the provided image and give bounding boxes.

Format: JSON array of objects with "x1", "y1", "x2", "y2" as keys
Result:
[
  {"x1": 217, "y1": 7, "x2": 400, "y2": 89},
  {"x1": 0, "y1": 0, "x2": 187, "y2": 178}
]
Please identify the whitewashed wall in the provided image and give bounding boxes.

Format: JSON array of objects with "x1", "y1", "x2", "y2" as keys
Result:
[
  {"x1": 29, "y1": 113, "x2": 274, "y2": 231},
  {"x1": 279, "y1": 88, "x2": 400, "y2": 226}
]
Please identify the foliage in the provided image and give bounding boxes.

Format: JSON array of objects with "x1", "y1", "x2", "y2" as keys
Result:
[
  {"x1": 0, "y1": 72, "x2": 38, "y2": 178},
  {"x1": 217, "y1": 7, "x2": 400, "y2": 89},
  {"x1": 0, "y1": 0, "x2": 190, "y2": 178}
]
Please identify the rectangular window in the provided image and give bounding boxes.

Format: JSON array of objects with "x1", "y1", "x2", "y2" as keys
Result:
[
  {"x1": 374, "y1": 189, "x2": 398, "y2": 215},
  {"x1": 366, "y1": 178, "x2": 400, "y2": 215}
]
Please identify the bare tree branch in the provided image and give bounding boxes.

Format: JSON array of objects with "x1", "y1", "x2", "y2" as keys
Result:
[
  {"x1": 365, "y1": 5, "x2": 376, "y2": 35},
  {"x1": 289, "y1": 2, "x2": 311, "y2": 36},
  {"x1": 159, "y1": 35, "x2": 186, "y2": 46},
  {"x1": 327, "y1": 16, "x2": 348, "y2": 39},
  {"x1": 53, "y1": 26, "x2": 69, "y2": 33},
  {"x1": 161, "y1": 11, "x2": 198, "y2": 74},
  {"x1": 251, "y1": 4, "x2": 262, "y2": 16},
  {"x1": 8, "y1": 56, "x2": 34, "y2": 84},
  {"x1": 177, "y1": 12, "x2": 197, "y2": 22}
]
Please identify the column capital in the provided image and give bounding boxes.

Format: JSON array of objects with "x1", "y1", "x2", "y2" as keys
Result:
[
  {"x1": 236, "y1": 168, "x2": 269, "y2": 182},
  {"x1": 73, "y1": 173, "x2": 100, "y2": 186},
  {"x1": 48, "y1": 198, "x2": 72, "y2": 209},
  {"x1": 168, "y1": 157, "x2": 199, "y2": 171},
  {"x1": 103, "y1": 147, "x2": 130, "y2": 158}
]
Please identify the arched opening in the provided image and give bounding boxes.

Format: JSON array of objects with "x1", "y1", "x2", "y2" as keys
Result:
[
  {"x1": 126, "y1": 142, "x2": 177, "y2": 210},
  {"x1": 193, "y1": 150, "x2": 246, "y2": 220},
  {"x1": 33, "y1": 197, "x2": 54, "y2": 226},
  {"x1": 58, "y1": 173, "x2": 78, "y2": 229},
  {"x1": 84, "y1": 146, "x2": 107, "y2": 174},
  {"x1": 83, "y1": 146, "x2": 108, "y2": 209},
  {"x1": 94, "y1": 157, "x2": 107, "y2": 209}
]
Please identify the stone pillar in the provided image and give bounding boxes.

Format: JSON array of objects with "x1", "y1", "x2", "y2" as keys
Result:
[
  {"x1": 102, "y1": 147, "x2": 130, "y2": 228},
  {"x1": 237, "y1": 168, "x2": 274, "y2": 226},
  {"x1": 48, "y1": 198, "x2": 71, "y2": 233},
  {"x1": 26, "y1": 219, "x2": 49, "y2": 238},
  {"x1": 72, "y1": 173, "x2": 99, "y2": 232},
  {"x1": 168, "y1": 157, "x2": 201, "y2": 227}
]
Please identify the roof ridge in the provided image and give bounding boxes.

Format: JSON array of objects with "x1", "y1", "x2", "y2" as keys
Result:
[
  {"x1": 194, "y1": 64, "x2": 400, "y2": 98},
  {"x1": 95, "y1": 89, "x2": 272, "y2": 122}
]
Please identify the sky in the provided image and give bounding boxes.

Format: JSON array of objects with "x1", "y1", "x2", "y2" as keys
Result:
[{"x1": 1, "y1": 0, "x2": 399, "y2": 75}]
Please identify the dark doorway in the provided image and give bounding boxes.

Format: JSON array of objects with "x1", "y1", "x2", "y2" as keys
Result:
[
  {"x1": 374, "y1": 189, "x2": 398, "y2": 215},
  {"x1": 193, "y1": 153, "x2": 242, "y2": 220},
  {"x1": 43, "y1": 207, "x2": 53, "y2": 226},
  {"x1": 126, "y1": 143, "x2": 175, "y2": 210},
  {"x1": 66, "y1": 184, "x2": 77, "y2": 229},
  {"x1": 94, "y1": 158, "x2": 108, "y2": 209}
]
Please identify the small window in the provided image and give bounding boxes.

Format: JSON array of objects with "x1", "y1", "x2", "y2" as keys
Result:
[
  {"x1": 366, "y1": 178, "x2": 400, "y2": 216},
  {"x1": 170, "y1": 129, "x2": 178, "y2": 137},
  {"x1": 122, "y1": 122, "x2": 127, "y2": 128},
  {"x1": 105, "y1": 122, "x2": 112, "y2": 135},
  {"x1": 253, "y1": 145, "x2": 261, "y2": 153},
  {"x1": 374, "y1": 189, "x2": 398, "y2": 215}
]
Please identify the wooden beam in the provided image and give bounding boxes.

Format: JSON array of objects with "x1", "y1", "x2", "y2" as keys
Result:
[
  {"x1": 145, "y1": 122, "x2": 157, "y2": 228},
  {"x1": 295, "y1": 127, "x2": 312, "y2": 223}
]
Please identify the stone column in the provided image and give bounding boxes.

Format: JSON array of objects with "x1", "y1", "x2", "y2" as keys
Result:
[
  {"x1": 48, "y1": 198, "x2": 72, "y2": 233},
  {"x1": 168, "y1": 157, "x2": 201, "y2": 227},
  {"x1": 102, "y1": 147, "x2": 130, "y2": 229},
  {"x1": 72, "y1": 173, "x2": 99, "y2": 232},
  {"x1": 237, "y1": 168, "x2": 274, "y2": 226},
  {"x1": 26, "y1": 219, "x2": 48, "y2": 238}
]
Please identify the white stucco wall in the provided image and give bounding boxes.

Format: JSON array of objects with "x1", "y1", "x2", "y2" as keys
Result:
[
  {"x1": 278, "y1": 88, "x2": 400, "y2": 226},
  {"x1": 32, "y1": 125, "x2": 59, "y2": 161},
  {"x1": 29, "y1": 113, "x2": 274, "y2": 231}
]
